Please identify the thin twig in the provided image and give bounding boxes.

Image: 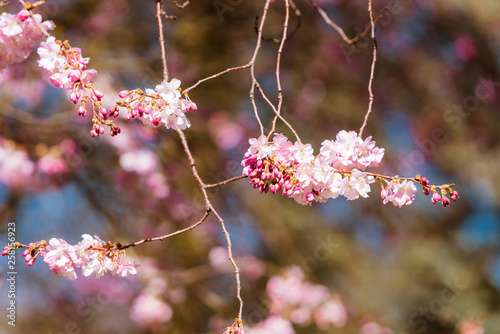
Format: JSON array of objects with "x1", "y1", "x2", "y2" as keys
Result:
[
  {"x1": 358, "y1": 0, "x2": 376, "y2": 138},
  {"x1": 174, "y1": 0, "x2": 190, "y2": 9},
  {"x1": 204, "y1": 175, "x2": 247, "y2": 189},
  {"x1": 118, "y1": 210, "x2": 210, "y2": 250},
  {"x1": 267, "y1": 0, "x2": 290, "y2": 139},
  {"x1": 308, "y1": 0, "x2": 388, "y2": 46},
  {"x1": 156, "y1": 0, "x2": 169, "y2": 81},
  {"x1": 176, "y1": 129, "x2": 244, "y2": 319},
  {"x1": 308, "y1": 0, "x2": 352, "y2": 44}
]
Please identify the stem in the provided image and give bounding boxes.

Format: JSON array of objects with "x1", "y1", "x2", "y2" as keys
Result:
[
  {"x1": 176, "y1": 129, "x2": 244, "y2": 319},
  {"x1": 156, "y1": 0, "x2": 169, "y2": 81},
  {"x1": 359, "y1": 0, "x2": 377, "y2": 138},
  {"x1": 204, "y1": 175, "x2": 247, "y2": 189},
  {"x1": 118, "y1": 210, "x2": 210, "y2": 250}
]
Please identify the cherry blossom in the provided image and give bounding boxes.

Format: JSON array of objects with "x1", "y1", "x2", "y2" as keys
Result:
[
  {"x1": 242, "y1": 132, "x2": 457, "y2": 207},
  {"x1": 381, "y1": 179, "x2": 417, "y2": 208},
  {"x1": 3, "y1": 234, "x2": 138, "y2": 280},
  {"x1": 242, "y1": 132, "x2": 383, "y2": 205},
  {"x1": 0, "y1": 9, "x2": 55, "y2": 71},
  {"x1": 114, "y1": 78, "x2": 197, "y2": 131},
  {"x1": 37, "y1": 36, "x2": 120, "y2": 137}
]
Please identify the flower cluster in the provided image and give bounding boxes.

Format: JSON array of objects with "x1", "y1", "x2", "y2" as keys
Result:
[
  {"x1": 37, "y1": 37, "x2": 120, "y2": 137},
  {"x1": 380, "y1": 179, "x2": 418, "y2": 208},
  {"x1": 114, "y1": 78, "x2": 197, "y2": 131},
  {"x1": 265, "y1": 266, "x2": 347, "y2": 330},
  {"x1": 223, "y1": 319, "x2": 245, "y2": 334},
  {"x1": 418, "y1": 175, "x2": 459, "y2": 207},
  {"x1": 242, "y1": 131, "x2": 458, "y2": 207},
  {"x1": 2, "y1": 234, "x2": 138, "y2": 280},
  {"x1": 241, "y1": 131, "x2": 385, "y2": 205},
  {"x1": 0, "y1": 9, "x2": 54, "y2": 71}
]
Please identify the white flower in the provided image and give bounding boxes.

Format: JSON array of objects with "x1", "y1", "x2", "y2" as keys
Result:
[{"x1": 37, "y1": 36, "x2": 67, "y2": 72}]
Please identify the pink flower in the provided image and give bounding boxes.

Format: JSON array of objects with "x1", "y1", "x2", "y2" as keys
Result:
[
  {"x1": 155, "y1": 78, "x2": 181, "y2": 103},
  {"x1": 41, "y1": 238, "x2": 78, "y2": 280},
  {"x1": 37, "y1": 36, "x2": 66, "y2": 72},
  {"x1": 349, "y1": 170, "x2": 375, "y2": 198},
  {"x1": 382, "y1": 180, "x2": 417, "y2": 207},
  {"x1": 0, "y1": 10, "x2": 54, "y2": 71},
  {"x1": 116, "y1": 259, "x2": 138, "y2": 277}
]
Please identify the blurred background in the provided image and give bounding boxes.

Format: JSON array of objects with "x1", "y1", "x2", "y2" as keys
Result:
[{"x1": 1, "y1": 0, "x2": 499, "y2": 333}]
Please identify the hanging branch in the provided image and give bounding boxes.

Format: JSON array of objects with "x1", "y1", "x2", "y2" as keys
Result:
[
  {"x1": 307, "y1": 0, "x2": 388, "y2": 46},
  {"x1": 358, "y1": 0, "x2": 377, "y2": 138},
  {"x1": 156, "y1": 0, "x2": 169, "y2": 81}
]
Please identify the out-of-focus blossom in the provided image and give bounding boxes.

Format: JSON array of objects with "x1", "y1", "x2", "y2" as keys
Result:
[
  {"x1": 246, "y1": 316, "x2": 295, "y2": 334},
  {"x1": 119, "y1": 148, "x2": 158, "y2": 174},
  {"x1": 0, "y1": 141, "x2": 35, "y2": 189},
  {"x1": 130, "y1": 293, "x2": 173, "y2": 326}
]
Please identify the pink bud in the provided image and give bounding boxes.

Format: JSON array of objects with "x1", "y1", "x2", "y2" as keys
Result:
[
  {"x1": 17, "y1": 9, "x2": 30, "y2": 21},
  {"x1": 442, "y1": 196, "x2": 450, "y2": 207},
  {"x1": 118, "y1": 90, "x2": 130, "y2": 98},
  {"x1": 2, "y1": 246, "x2": 11, "y2": 256},
  {"x1": 421, "y1": 177, "x2": 429, "y2": 186},
  {"x1": 381, "y1": 187, "x2": 388, "y2": 199},
  {"x1": 70, "y1": 90, "x2": 80, "y2": 104},
  {"x1": 152, "y1": 116, "x2": 162, "y2": 126},
  {"x1": 305, "y1": 192, "x2": 315, "y2": 202},
  {"x1": 94, "y1": 90, "x2": 104, "y2": 99},
  {"x1": 25, "y1": 254, "x2": 32, "y2": 263},
  {"x1": 50, "y1": 73, "x2": 62, "y2": 87},
  {"x1": 431, "y1": 191, "x2": 441, "y2": 204},
  {"x1": 78, "y1": 105, "x2": 87, "y2": 117}
]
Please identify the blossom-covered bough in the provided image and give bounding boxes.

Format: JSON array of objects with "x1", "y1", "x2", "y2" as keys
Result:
[{"x1": 1, "y1": 0, "x2": 464, "y2": 333}]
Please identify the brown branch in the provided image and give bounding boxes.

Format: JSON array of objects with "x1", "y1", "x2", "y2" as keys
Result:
[
  {"x1": 204, "y1": 175, "x2": 248, "y2": 189},
  {"x1": 118, "y1": 209, "x2": 210, "y2": 250},
  {"x1": 268, "y1": 0, "x2": 290, "y2": 139},
  {"x1": 307, "y1": 0, "x2": 388, "y2": 46},
  {"x1": 176, "y1": 129, "x2": 244, "y2": 319},
  {"x1": 359, "y1": 0, "x2": 377, "y2": 138},
  {"x1": 156, "y1": 0, "x2": 169, "y2": 81},
  {"x1": 174, "y1": 0, "x2": 190, "y2": 9},
  {"x1": 255, "y1": 2, "x2": 301, "y2": 44}
]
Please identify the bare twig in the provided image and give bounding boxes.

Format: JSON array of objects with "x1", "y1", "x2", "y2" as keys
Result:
[
  {"x1": 176, "y1": 129, "x2": 244, "y2": 319},
  {"x1": 267, "y1": 0, "x2": 290, "y2": 139},
  {"x1": 204, "y1": 175, "x2": 248, "y2": 189},
  {"x1": 174, "y1": 0, "x2": 190, "y2": 9},
  {"x1": 308, "y1": 0, "x2": 388, "y2": 46},
  {"x1": 118, "y1": 210, "x2": 210, "y2": 250},
  {"x1": 156, "y1": 0, "x2": 169, "y2": 81},
  {"x1": 359, "y1": 0, "x2": 377, "y2": 138}
]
